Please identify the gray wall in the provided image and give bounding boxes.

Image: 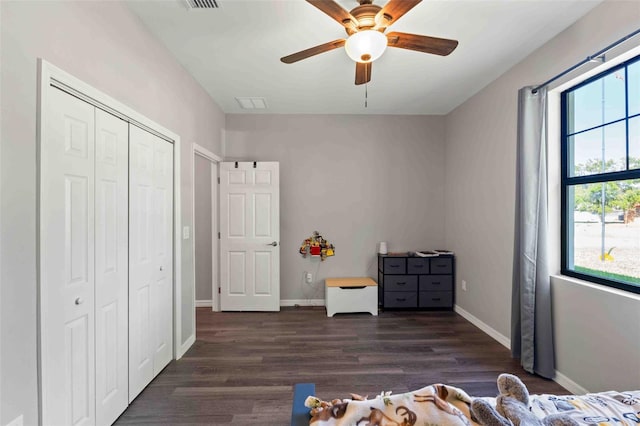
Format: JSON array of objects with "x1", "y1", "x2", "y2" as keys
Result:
[
  {"x1": 195, "y1": 154, "x2": 213, "y2": 302},
  {"x1": 225, "y1": 114, "x2": 446, "y2": 301},
  {"x1": 0, "y1": 2, "x2": 224, "y2": 424},
  {"x1": 444, "y1": 0, "x2": 640, "y2": 392},
  {"x1": 551, "y1": 276, "x2": 640, "y2": 392}
]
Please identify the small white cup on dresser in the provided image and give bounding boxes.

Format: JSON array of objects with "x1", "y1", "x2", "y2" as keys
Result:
[{"x1": 378, "y1": 241, "x2": 388, "y2": 254}]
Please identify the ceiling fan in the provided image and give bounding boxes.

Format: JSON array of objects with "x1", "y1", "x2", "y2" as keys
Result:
[{"x1": 280, "y1": 0, "x2": 459, "y2": 85}]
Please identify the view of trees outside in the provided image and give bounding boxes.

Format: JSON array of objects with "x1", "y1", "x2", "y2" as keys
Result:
[{"x1": 566, "y1": 63, "x2": 640, "y2": 286}]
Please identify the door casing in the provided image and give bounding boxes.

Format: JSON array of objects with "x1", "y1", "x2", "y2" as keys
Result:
[{"x1": 192, "y1": 143, "x2": 222, "y2": 312}]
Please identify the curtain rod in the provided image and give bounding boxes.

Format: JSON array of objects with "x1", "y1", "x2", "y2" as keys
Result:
[{"x1": 532, "y1": 27, "x2": 640, "y2": 94}]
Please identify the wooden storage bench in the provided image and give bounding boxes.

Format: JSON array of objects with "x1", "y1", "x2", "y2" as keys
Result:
[{"x1": 324, "y1": 277, "x2": 378, "y2": 317}]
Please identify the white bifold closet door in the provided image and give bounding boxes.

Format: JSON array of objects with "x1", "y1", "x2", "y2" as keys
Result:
[
  {"x1": 128, "y1": 125, "x2": 174, "y2": 401},
  {"x1": 40, "y1": 88, "x2": 129, "y2": 426}
]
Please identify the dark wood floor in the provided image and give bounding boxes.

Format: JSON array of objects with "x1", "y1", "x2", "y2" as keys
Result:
[{"x1": 115, "y1": 307, "x2": 568, "y2": 425}]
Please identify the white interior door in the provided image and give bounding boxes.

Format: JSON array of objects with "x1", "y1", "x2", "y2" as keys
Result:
[
  {"x1": 129, "y1": 125, "x2": 174, "y2": 401},
  {"x1": 40, "y1": 87, "x2": 96, "y2": 426},
  {"x1": 220, "y1": 162, "x2": 280, "y2": 311},
  {"x1": 94, "y1": 109, "x2": 129, "y2": 426}
]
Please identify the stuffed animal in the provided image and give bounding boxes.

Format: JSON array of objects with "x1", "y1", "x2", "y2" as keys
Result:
[{"x1": 471, "y1": 374, "x2": 579, "y2": 426}]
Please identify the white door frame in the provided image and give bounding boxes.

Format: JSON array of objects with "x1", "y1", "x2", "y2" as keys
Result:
[
  {"x1": 37, "y1": 59, "x2": 186, "y2": 419},
  {"x1": 192, "y1": 143, "x2": 222, "y2": 312}
]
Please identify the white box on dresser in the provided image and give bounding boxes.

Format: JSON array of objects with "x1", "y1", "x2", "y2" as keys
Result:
[{"x1": 325, "y1": 277, "x2": 378, "y2": 317}]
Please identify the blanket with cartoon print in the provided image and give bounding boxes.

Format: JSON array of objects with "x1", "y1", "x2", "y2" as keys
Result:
[
  {"x1": 304, "y1": 385, "x2": 640, "y2": 426},
  {"x1": 305, "y1": 383, "x2": 475, "y2": 426}
]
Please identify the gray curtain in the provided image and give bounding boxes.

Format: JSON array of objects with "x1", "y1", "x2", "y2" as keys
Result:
[{"x1": 512, "y1": 86, "x2": 555, "y2": 378}]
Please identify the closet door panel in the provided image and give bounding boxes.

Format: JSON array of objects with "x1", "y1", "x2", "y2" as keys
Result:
[
  {"x1": 152, "y1": 135, "x2": 174, "y2": 373},
  {"x1": 95, "y1": 109, "x2": 129, "y2": 426},
  {"x1": 41, "y1": 87, "x2": 96, "y2": 426},
  {"x1": 129, "y1": 125, "x2": 155, "y2": 401},
  {"x1": 129, "y1": 126, "x2": 174, "y2": 400}
]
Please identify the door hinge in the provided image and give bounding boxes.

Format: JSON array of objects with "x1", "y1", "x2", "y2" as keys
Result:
[
  {"x1": 218, "y1": 232, "x2": 221, "y2": 239},
  {"x1": 218, "y1": 287, "x2": 221, "y2": 294},
  {"x1": 217, "y1": 177, "x2": 220, "y2": 184}
]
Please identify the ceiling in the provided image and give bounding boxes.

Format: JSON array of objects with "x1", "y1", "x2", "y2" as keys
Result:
[{"x1": 127, "y1": 0, "x2": 602, "y2": 115}]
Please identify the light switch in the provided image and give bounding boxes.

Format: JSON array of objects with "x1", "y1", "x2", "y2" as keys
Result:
[{"x1": 183, "y1": 226, "x2": 190, "y2": 240}]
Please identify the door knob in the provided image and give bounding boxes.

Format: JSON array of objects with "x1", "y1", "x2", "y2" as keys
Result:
[
  {"x1": 267, "y1": 241, "x2": 278, "y2": 247},
  {"x1": 75, "y1": 297, "x2": 83, "y2": 305}
]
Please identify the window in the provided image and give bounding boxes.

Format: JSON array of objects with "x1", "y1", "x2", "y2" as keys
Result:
[{"x1": 561, "y1": 55, "x2": 640, "y2": 294}]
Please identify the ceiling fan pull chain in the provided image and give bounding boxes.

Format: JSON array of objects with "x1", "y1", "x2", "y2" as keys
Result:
[{"x1": 365, "y1": 84, "x2": 368, "y2": 108}]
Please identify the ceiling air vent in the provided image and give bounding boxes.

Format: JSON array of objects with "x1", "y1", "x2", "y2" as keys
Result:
[
  {"x1": 235, "y1": 97, "x2": 268, "y2": 110},
  {"x1": 184, "y1": 0, "x2": 219, "y2": 9}
]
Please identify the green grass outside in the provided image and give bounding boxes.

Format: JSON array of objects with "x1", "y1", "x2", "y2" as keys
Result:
[{"x1": 574, "y1": 265, "x2": 640, "y2": 285}]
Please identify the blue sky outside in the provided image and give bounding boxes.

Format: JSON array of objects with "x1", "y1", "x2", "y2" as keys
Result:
[{"x1": 567, "y1": 60, "x2": 640, "y2": 177}]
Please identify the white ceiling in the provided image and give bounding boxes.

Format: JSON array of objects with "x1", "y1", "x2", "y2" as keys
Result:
[{"x1": 127, "y1": 0, "x2": 602, "y2": 115}]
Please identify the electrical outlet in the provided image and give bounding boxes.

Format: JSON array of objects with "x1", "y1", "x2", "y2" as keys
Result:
[
  {"x1": 461, "y1": 280, "x2": 467, "y2": 291},
  {"x1": 305, "y1": 272, "x2": 313, "y2": 284}
]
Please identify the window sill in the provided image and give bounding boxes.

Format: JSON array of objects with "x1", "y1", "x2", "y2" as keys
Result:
[{"x1": 551, "y1": 274, "x2": 640, "y2": 301}]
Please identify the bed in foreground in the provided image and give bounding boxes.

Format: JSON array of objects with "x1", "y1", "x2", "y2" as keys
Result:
[{"x1": 291, "y1": 378, "x2": 640, "y2": 426}]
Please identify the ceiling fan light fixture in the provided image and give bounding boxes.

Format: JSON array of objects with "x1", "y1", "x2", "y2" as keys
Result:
[{"x1": 345, "y1": 30, "x2": 387, "y2": 63}]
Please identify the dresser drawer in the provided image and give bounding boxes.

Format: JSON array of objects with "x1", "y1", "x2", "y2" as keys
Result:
[
  {"x1": 419, "y1": 275, "x2": 453, "y2": 292},
  {"x1": 430, "y1": 258, "x2": 452, "y2": 274},
  {"x1": 384, "y1": 275, "x2": 417, "y2": 292},
  {"x1": 407, "y1": 258, "x2": 429, "y2": 274},
  {"x1": 384, "y1": 292, "x2": 418, "y2": 308},
  {"x1": 381, "y1": 257, "x2": 406, "y2": 274},
  {"x1": 419, "y1": 291, "x2": 452, "y2": 308}
]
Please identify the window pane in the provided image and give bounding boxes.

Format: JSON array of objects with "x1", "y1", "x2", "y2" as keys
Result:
[
  {"x1": 629, "y1": 60, "x2": 640, "y2": 116},
  {"x1": 568, "y1": 180, "x2": 640, "y2": 288},
  {"x1": 568, "y1": 121, "x2": 626, "y2": 177},
  {"x1": 630, "y1": 116, "x2": 640, "y2": 170},
  {"x1": 566, "y1": 71, "x2": 626, "y2": 134}
]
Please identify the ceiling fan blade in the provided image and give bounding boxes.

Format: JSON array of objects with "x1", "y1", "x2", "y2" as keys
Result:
[
  {"x1": 306, "y1": 0, "x2": 358, "y2": 32},
  {"x1": 355, "y1": 62, "x2": 372, "y2": 85},
  {"x1": 281, "y1": 39, "x2": 346, "y2": 64},
  {"x1": 386, "y1": 32, "x2": 458, "y2": 56},
  {"x1": 376, "y1": 0, "x2": 421, "y2": 28}
]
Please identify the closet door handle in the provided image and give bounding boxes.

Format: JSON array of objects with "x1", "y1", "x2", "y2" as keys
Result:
[
  {"x1": 160, "y1": 266, "x2": 164, "y2": 271},
  {"x1": 267, "y1": 241, "x2": 278, "y2": 247},
  {"x1": 75, "y1": 297, "x2": 83, "y2": 305}
]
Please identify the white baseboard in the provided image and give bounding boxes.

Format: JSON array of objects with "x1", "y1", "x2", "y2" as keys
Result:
[
  {"x1": 553, "y1": 370, "x2": 589, "y2": 395},
  {"x1": 177, "y1": 333, "x2": 196, "y2": 359},
  {"x1": 280, "y1": 299, "x2": 325, "y2": 307},
  {"x1": 454, "y1": 305, "x2": 590, "y2": 394},
  {"x1": 454, "y1": 304, "x2": 511, "y2": 349},
  {"x1": 195, "y1": 299, "x2": 212, "y2": 308}
]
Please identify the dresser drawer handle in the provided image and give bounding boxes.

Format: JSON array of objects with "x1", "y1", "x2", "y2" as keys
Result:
[
  {"x1": 413, "y1": 265, "x2": 423, "y2": 268},
  {"x1": 396, "y1": 298, "x2": 406, "y2": 302},
  {"x1": 435, "y1": 264, "x2": 447, "y2": 268},
  {"x1": 432, "y1": 282, "x2": 441, "y2": 285},
  {"x1": 389, "y1": 265, "x2": 399, "y2": 268},
  {"x1": 432, "y1": 298, "x2": 441, "y2": 301},
  {"x1": 396, "y1": 282, "x2": 406, "y2": 286}
]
